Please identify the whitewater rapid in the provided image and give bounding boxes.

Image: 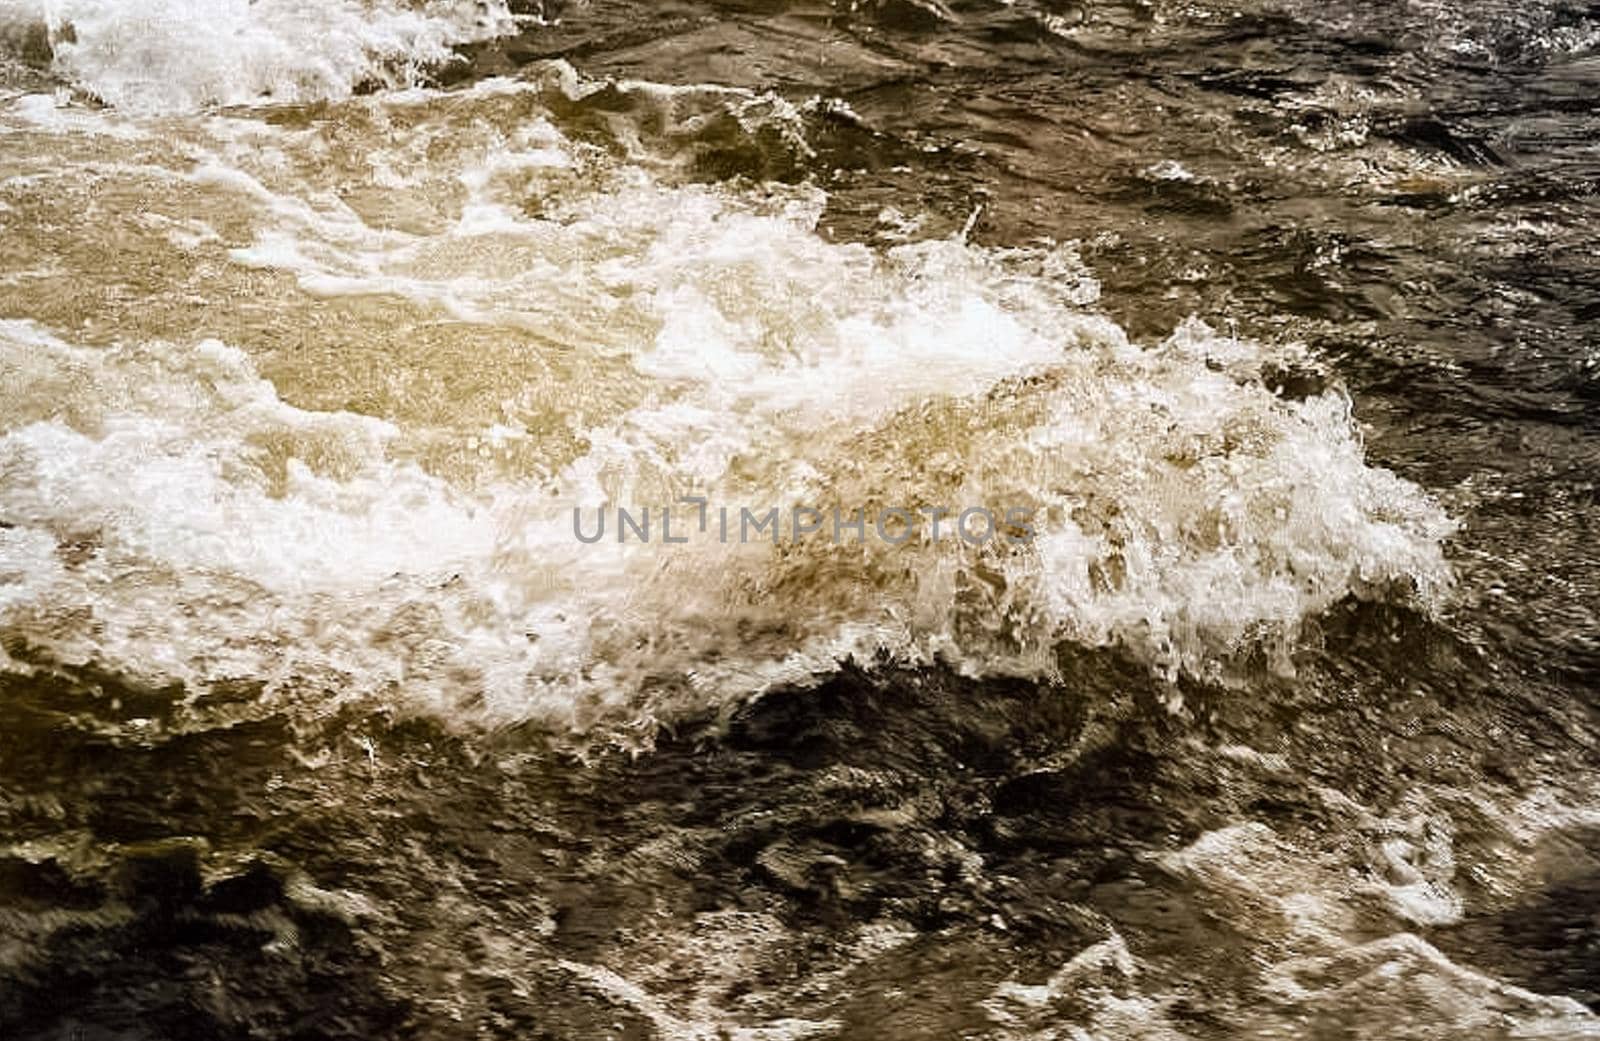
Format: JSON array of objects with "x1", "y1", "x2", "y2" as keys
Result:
[{"x1": 0, "y1": 48, "x2": 1454, "y2": 733}]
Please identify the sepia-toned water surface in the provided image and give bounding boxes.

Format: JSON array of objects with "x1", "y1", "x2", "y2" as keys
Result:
[{"x1": 1, "y1": 1, "x2": 1598, "y2": 1037}]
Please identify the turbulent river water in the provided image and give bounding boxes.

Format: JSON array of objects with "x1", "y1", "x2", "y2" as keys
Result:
[{"x1": 0, "y1": 0, "x2": 1598, "y2": 1037}]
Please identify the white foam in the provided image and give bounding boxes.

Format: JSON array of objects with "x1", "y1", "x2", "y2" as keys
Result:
[
  {"x1": 0, "y1": 0, "x2": 518, "y2": 113},
  {"x1": 984, "y1": 933, "x2": 1187, "y2": 1041},
  {"x1": 1158, "y1": 807, "x2": 1600, "y2": 1037},
  {"x1": 1262, "y1": 934, "x2": 1600, "y2": 1038}
]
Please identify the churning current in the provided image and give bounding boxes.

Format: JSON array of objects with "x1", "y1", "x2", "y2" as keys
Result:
[{"x1": 0, "y1": 1, "x2": 1597, "y2": 1038}]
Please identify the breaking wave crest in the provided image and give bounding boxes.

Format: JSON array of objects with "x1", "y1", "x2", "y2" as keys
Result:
[{"x1": 0, "y1": 74, "x2": 1455, "y2": 735}]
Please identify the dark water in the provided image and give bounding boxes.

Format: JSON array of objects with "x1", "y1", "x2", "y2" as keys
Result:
[{"x1": 2, "y1": 1, "x2": 1599, "y2": 1038}]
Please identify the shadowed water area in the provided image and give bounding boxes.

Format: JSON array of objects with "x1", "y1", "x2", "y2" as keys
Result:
[{"x1": 0, "y1": 0, "x2": 1598, "y2": 1038}]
